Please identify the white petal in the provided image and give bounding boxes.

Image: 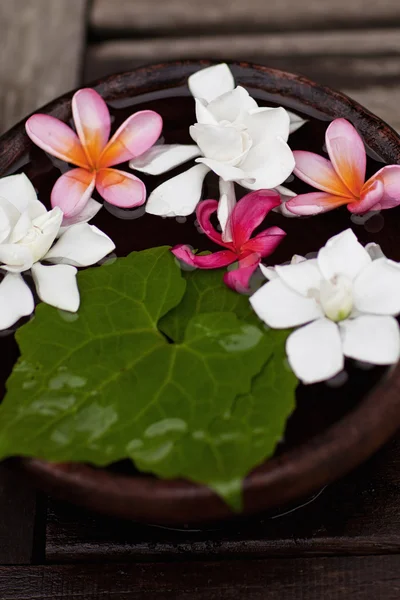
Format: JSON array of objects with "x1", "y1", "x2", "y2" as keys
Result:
[
  {"x1": 195, "y1": 99, "x2": 218, "y2": 125},
  {"x1": 196, "y1": 157, "x2": 247, "y2": 182},
  {"x1": 59, "y1": 198, "x2": 102, "y2": 233},
  {"x1": 286, "y1": 318, "x2": 344, "y2": 384},
  {"x1": 273, "y1": 185, "x2": 299, "y2": 218},
  {"x1": 8, "y1": 211, "x2": 33, "y2": 244},
  {"x1": 31, "y1": 263, "x2": 79, "y2": 312},
  {"x1": 23, "y1": 207, "x2": 63, "y2": 262},
  {"x1": 340, "y1": 315, "x2": 400, "y2": 365},
  {"x1": 275, "y1": 259, "x2": 322, "y2": 296},
  {"x1": 0, "y1": 197, "x2": 20, "y2": 243},
  {"x1": 0, "y1": 174, "x2": 38, "y2": 213},
  {"x1": 365, "y1": 242, "x2": 384, "y2": 261},
  {"x1": 217, "y1": 179, "x2": 236, "y2": 243},
  {"x1": 129, "y1": 144, "x2": 201, "y2": 175},
  {"x1": 0, "y1": 244, "x2": 33, "y2": 273},
  {"x1": 27, "y1": 200, "x2": 48, "y2": 221},
  {"x1": 353, "y1": 258, "x2": 400, "y2": 315},
  {"x1": 0, "y1": 273, "x2": 34, "y2": 330},
  {"x1": 239, "y1": 137, "x2": 295, "y2": 190},
  {"x1": 207, "y1": 86, "x2": 258, "y2": 123},
  {"x1": 287, "y1": 110, "x2": 307, "y2": 134},
  {"x1": 44, "y1": 223, "x2": 115, "y2": 267},
  {"x1": 250, "y1": 278, "x2": 322, "y2": 328},
  {"x1": 244, "y1": 107, "x2": 290, "y2": 145},
  {"x1": 317, "y1": 229, "x2": 371, "y2": 282},
  {"x1": 188, "y1": 63, "x2": 235, "y2": 103},
  {"x1": 145, "y1": 164, "x2": 210, "y2": 217},
  {"x1": 259, "y1": 264, "x2": 278, "y2": 280},
  {"x1": 190, "y1": 124, "x2": 248, "y2": 164}
]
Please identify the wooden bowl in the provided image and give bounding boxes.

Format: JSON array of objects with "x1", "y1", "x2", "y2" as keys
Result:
[{"x1": 1, "y1": 61, "x2": 400, "y2": 525}]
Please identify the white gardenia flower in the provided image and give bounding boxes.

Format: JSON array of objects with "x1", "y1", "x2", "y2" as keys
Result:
[
  {"x1": 130, "y1": 63, "x2": 306, "y2": 218},
  {"x1": 0, "y1": 173, "x2": 115, "y2": 330},
  {"x1": 250, "y1": 229, "x2": 400, "y2": 384}
]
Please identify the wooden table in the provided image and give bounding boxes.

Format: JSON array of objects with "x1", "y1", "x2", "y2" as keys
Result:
[{"x1": 1, "y1": 1, "x2": 400, "y2": 597}]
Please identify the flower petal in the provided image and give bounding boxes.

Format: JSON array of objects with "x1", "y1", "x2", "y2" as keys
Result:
[
  {"x1": 348, "y1": 178, "x2": 384, "y2": 214},
  {"x1": 25, "y1": 115, "x2": 88, "y2": 169},
  {"x1": 244, "y1": 107, "x2": 290, "y2": 145},
  {"x1": 172, "y1": 245, "x2": 235, "y2": 268},
  {"x1": 250, "y1": 278, "x2": 323, "y2": 328},
  {"x1": 287, "y1": 110, "x2": 307, "y2": 134},
  {"x1": 340, "y1": 315, "x2": 400, "y2": 365},
  {"x1": 45, "y1": 223, "x2": 115, "y2": 267},
  {"x1": 230, "y1": 189, "x2": 281, "y2": 247},
  {"x1": 146, "y1": 164, "x2": 210, "y2": 217},
  {"x1": 72, "y1": 88, "x2": 111, "y2": 166},
  {"x1": 353, "y1": 258, "x2": 400, "y2": 315},
  {"x1": 274, "y1": 258, "x2": 322, "y2": 297},
  {"x1": 96, "y1": 168, "x2": 146, "y2": 208},
  {"x1": 286, "y1": 318, "x2": 344, "y2": 384},
  {"x1": 195, "y1": 99, "x2": 219, "y2": 125},
  {"x1": 0, "y1": 273, "x2": 34, "y2": 330},
  {"x1": 286, "y1": 191, "x2": 350, "y2": 216},
  {"x1": 318, "y1": 228, "x2": 371, "y2": 281},
  {"x1": 0, "y1": 244, "x2": 33, "y2": 273},
  {"x1": 51, "y1": 168, "x2": 96, "y2": 218},
  {"x1": 188, "y1": 63, "x2": 235, "y2": 103},
  {"x1": 217, "y1": 179, "x2": 236, "y2": 243},
  {"x1": 293, "y1": 150, "x2": 352, "y2": 196},
  {"x1": 25, "y1": 207, "x2": 63, "y2": 262},
  {"x1": 273, "y1": 185, "x2": 299, "y2": 218},
  {"x1": 59, "y1": 198, "x2": 102, "y2": 232},
  {"x1": 196, "y1": 158, "x2": 247, "y2": 182},
  {"x1": 0, "y1": 173, "x2": 39, "y2": 213},
  {"x1": 207, "y1": 86, "x2": 258, "y2": 123},
  {"x1": 190, "y1": 123, "x2": 248, "y2": 164},
  {"x1": 242, "y1": 226, "x2": 286, "y2": 257},
  {"x1": 196, "y1": 200, "x2": 225, "y2": 247},
  {"x1": 0, "y1": 197, "x2": 20, "y2": 243},
  {"x1": 99, "y1": 111, "x2": 163, "y2": 168},
  {"x1": 129, "y1": 144, "x2": 200, "y2": 175},
  {"x1": 239, "y1": 138, "x2": 295, "y2": 190},
  {"x1": 367, "y1": 165, "x2": 400, "y2": 209},
  {"x1": 224, "y1": 254, "x2": 260, "y2": 293},
  {"x1": 325, "y1": 118, "x2": 366, "y2": 197},
  {"x1": 31, "y1": 263, "x2": 79, "y2": 312}
]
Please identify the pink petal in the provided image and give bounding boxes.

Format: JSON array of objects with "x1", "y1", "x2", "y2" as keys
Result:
[
  {"x1": 293, "y1": 151, "x2": 352, "y2": 197},
  {"x1": 51, "y1": 168, "x2": 96, "y2": 218},
  {"x1": 72, "y1": 88, "x2": 111, "y2": 167},
  {"x1": 171, "y1": 245, "x2": 236, "y2": 269},
  {"x1": 243, "y1": 226, "x2": 286, "y2": 257},
  {"x1": 223, "y1": 254, "x2": 260, "y2": 293},
  {"x1": 230, "y1": 190, "x2": 281, "y2": 249},
  {"x1": 286, "y1": 192, "x2": 350, "y2": 215},
  {"x1": 367, "y1": 165, "x2": 400, "y2": 209},
  {"x1": 196, "y1": 200, "x2": 227, "y2": 248},
  {"x1": 99, "y1": 111, "x2": 163, "y2": 168},
  {"x1": 96, "y1": 168, "x2": 146, "y2": 208},
  {"x1": 347, "y1": 179, "x2": 384, "y2": 214},
  {"x1": 25, "y1": 115, "x2": 88, "y2": 169},
  {"x1": 325, "y1": 118, "x2": 366, "y2": 197}
]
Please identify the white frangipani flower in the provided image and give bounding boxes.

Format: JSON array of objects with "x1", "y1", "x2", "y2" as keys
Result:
[
  {"x1": 0, "y1": 173, "x2": 115, "y2": 330},
  {"x1": 250, "y1": 229, "x2": 400, "y2": 384},
  {"x1": 129, "y1": 63, "x2": 306, "y2": 218}
]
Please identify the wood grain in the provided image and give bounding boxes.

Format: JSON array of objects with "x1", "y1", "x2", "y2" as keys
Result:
[
  {"x1": 0, "y1": 0, "x2": 88, "y2": 133},
  {"x1": 91, "y1": 0, "x2": 400, "y2": 34},
  {"x1": 1, "y1": 556, "x2": 400, "y2": 599},
  {"x1": 46, "y1": 436, "x2": 400, "y2": 562}
]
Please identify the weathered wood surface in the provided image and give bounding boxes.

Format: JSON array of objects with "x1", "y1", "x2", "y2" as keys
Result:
[
  {"x1": 84, "y1": 29, "x2": 400, "y2": 131},
  {"x1": 1, "y1": 555, "x2": 400, "y2": 599},
  {"x1": 46, "y1": 436, "x2": 400, "y2": 562},
  {"x1": 91, "y1": 0, "x2": 400, "y2": 34},
  {"x1": 0, "y1": 0, "x2": 88, "y2": 133}
]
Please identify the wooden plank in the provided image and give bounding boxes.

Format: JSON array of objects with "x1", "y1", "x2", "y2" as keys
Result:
[
  {"x1": 91, "y1": 0, "x2": 400, "y2": 35},
  {"x1": 0, "y1": 0, "x2": 88, "y2": 565},
  {"x1": 46, "y1": 436, "x2": 400, "y2": 562},
  {"x1": 1, "y1": 556, "x2": 400, "y2": 599},
  {"x1": 0, "y1": 0, "x2": 88, "y2": 134}
]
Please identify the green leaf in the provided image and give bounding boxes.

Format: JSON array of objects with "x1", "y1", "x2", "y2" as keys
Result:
[{"x1": 0, "y1": 247, "x2": 298, "y2": 510}]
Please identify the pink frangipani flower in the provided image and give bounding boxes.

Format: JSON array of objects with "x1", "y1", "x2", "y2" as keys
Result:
[
  {"x1": 25, "y1": 89, "x2": 163, "y2": 218},
  {"x1": 286, "y1": 118, "x2": 400, "y2": 216},
  {"x1": 172, "y1": 189, "x2": 286, "y2": 292}
]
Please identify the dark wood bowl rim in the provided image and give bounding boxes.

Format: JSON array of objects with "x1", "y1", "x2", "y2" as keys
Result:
[{"x1": 1, "y1": 60, "x2": 400, "y2": 524}]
